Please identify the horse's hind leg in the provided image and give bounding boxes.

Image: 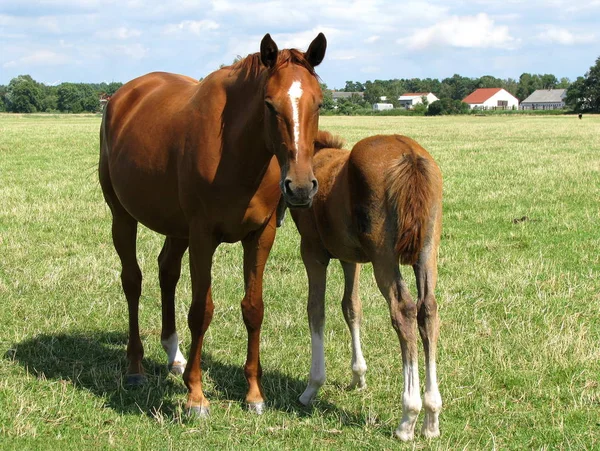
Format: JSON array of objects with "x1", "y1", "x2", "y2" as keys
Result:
[
  {"x1": 298, "y1": 239, "x2": 330, "y2": 406},
  {"x1": 414, "y1": 238, "x2": 442, "y2": 438},
  {"x1": 372, "y1": 257, "x2": 421, "y2": 442},
  {"x1": 340, "y1": 261, "x2": 367, "y2": 390},
  {"x1": 110, "y1": 211, "x2": 145, "y2": 385},
  {"x1": 158, "y1": 236, "x2": 189, "y2": 375}
]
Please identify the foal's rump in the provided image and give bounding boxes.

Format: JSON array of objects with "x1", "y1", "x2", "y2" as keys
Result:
[{"x1": 349, "y1": 135, "x2": 442, "y2": 264}]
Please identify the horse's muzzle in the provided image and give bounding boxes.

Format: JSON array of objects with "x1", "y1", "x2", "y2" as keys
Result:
[{"x1": 281, "y1": 177, "x2": 318, "y2": 208}]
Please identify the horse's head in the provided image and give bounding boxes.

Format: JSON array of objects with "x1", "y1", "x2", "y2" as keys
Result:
[{"x1": 261, "y1": 33, "x2": 327, "y2": 208}]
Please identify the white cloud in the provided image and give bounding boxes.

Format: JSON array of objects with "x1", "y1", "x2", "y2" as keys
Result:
[
  {"x1": 399, "y1": 13, "x2": 518, "y2": 50},
  {"x1": 162, "y1": 19, "x2": 219, "y2": 36},
  {"x1": 365, "y1": 35, "x2": 380, "y2": 44},
  {"x1": 3, "y1": 50, "x2": 70, "y2": 68},
  {"x1": 95, "y1": 27, "x2": 142, "y2": 40},
  {"x1": 536, "y1": 26, "x2": 595, "y2": 45}
]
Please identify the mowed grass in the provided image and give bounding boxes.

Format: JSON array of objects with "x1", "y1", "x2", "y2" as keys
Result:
[{"x1": 1, "y1": 113, "x2": 599, "y2": 449}]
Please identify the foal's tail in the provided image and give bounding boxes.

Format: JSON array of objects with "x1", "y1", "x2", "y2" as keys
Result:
[{"x1": 385, "y1": 142, "x2": 441, "y2": 265}]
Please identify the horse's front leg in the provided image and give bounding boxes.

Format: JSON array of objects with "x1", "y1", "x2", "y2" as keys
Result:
[
  {"x1": 184, "y1": 228, "x2": 218, "y2": 417},
  {"x1": 240, "y1": 215, "x2": 277, "y2": 413},
  {"x1": 298, "y1": 239, "x2": 330, "y2": 406}
]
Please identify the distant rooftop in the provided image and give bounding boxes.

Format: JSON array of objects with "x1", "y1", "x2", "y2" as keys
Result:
[
  {"x1": 462, "y1": 88, "x2": 503, "y2": 104},
  {"x1": 522, "y1": 89, "x2": 566, "y2": 103}
]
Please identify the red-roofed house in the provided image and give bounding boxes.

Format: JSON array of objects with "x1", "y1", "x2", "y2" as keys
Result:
[
  {"x1": 462, "y1": 88, "x2": 519, "y2": 110},
  {"x1": 398, "y1": 92, "x2": 439, "y2": 109}
]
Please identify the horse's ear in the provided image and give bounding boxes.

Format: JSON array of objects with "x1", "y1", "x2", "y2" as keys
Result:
[
  {"x1": 260, "y1": 33, "x2": 279, "y2": 68},
  {"x1": 304, "y1": 33, "x2": 327, "y2": 67}
]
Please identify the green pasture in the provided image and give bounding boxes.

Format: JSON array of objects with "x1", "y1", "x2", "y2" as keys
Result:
[{"x1": 0, "y1": 113, "x2": 599, "y2": 449}]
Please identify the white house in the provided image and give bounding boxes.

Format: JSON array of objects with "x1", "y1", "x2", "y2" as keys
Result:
[
  {"x1": 521, "y1": 89, "x2": 566, "y2": 110},
  {"x1": 398, "y1": 92, "x2": 439, "y2": 109},
  {"x1": 373, "y1": 103, "x2": 394, "y2": 111},
  {"x1": 462, "y1": 88, "x2": 519, "y2": 110}
]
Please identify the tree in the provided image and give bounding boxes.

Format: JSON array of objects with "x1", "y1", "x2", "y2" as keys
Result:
[
  {"x1": 0, "y1": 85, "x2": 7, "y2": 112},
  {"x1": 540, "y1": 74, "x2": 558, "y2": 89},
  {"x1": 581, "y1": 56, "x2": 600, "y2": 112},
  {"x1": 6, "y1": 75, "x2": 42, "y2": 113},
  {"x1": 57, "y1": 83, "x2": 100, "y2": 113},
  {"x1": 319, "y1": 83, "x2": 335, "y2": 111},
  {"x1": 565, "y1": 76, "x2": 585, "y2": 111},
  {"x1": 557, "y1": 77, "x2": 570, "y2": 89},
  {"x1": 343, "y1": 81, "x2": 364, "y2": 92}
]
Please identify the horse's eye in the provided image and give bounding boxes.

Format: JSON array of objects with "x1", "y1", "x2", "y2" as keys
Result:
[
  {"x1": 265, "y1": 100, "x2": 278, "y2": 115},
  {"x1": 317, "y1": 103, "x2": 323, "y2": 110}
]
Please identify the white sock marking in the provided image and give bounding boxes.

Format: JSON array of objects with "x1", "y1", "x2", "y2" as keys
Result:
[
  {"x1": 349, "y1": 324, "x2": 367, "y2": 388},
  {"x1": 288, "y1": 80, "x2": 303, "y2": 162},
  {"x1": 422, "y1": 360, "x2": 442, "y2": 438},
  {"x1": 396, "y1": 360, "x2": 422, "y2": 441},
  {"x1": 161, "y1": 332, "x2": 186, "y2": 366},
  {"x1": 299, "y1": 328, "x2": 325, "y2": 405}
]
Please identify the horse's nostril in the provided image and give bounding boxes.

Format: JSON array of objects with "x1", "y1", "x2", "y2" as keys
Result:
[
  {"x1": 311, "y1": 179, "x2": 318, "y2": 193},
  {"x1": 284, "y1": 179, "x2": 293, "y2": 195}
]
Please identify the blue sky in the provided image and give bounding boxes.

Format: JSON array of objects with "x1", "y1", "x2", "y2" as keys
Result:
[{"x1": 1, "y1": 0, "x2": 598, "y2": 89}]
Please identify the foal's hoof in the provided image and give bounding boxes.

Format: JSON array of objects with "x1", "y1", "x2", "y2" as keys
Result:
[
  {"x1": 187, "y1": 405, "x2": 210, "y2": 419},
  {"x1": 394, "y1": 429, "x2": 415, "y2": 442},
  {"x1": 126, "y1": 373, "x2": 147, "y2": 386},
  {"x1": 247, "y1": 402, "x2": 265, "y2": 415},
  {"x1": 168, "y1": 362, "x2": 186, "y2": 375}
]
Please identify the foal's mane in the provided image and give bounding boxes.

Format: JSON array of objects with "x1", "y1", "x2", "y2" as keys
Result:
[
  {"x1": 228, "y1": 49, "x2": 320, "y2": 80},
  {"x1": 314, "y1": 130, "x2": 345, "y2": 152}
]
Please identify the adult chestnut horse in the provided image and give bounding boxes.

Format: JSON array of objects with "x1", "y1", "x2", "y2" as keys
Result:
[
  {"x1": 290, "y1": 132, "x2": 443, "y2": 441},
  {"x1": 99, "y1": 33, "x2": 326, "y2": 416}
]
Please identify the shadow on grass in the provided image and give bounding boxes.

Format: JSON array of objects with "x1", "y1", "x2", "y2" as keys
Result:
[{"x1": 6, "y1": 331, "x2": 369, "y2": 427}]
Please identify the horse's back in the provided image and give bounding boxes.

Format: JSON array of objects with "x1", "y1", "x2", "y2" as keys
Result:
[{"x1": 100, "y1": 72, "x2": 200, "y2": 237}]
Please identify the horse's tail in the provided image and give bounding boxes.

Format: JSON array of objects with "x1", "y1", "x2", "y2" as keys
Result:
[{"x1": 385, "y1": 148, "x2": 441, "y2": 265}]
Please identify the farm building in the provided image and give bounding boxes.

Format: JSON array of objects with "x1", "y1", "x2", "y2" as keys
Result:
[
  {"x1": 373, "y1": 103, "x2": 394, "y2": 111},
  {"x1": 521, "y1": 89, "x2": 566, "y2": 110},
  {"x1": 331, "y1": 91, "x2": 364, "y2": 103},
  {"x1": 398, "y1": 92, "x2": 439, "y2": 109},
  {"x1": 463, "y1": 88, "x2": 519, "y2": 110}
]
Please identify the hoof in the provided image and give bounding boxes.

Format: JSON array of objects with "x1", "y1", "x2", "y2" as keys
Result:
[
  {"x1": 247, "y1": 402, "x2": 265, "y2": 415},
  {"x1": 126, "y1": 373, "x2": 147, "y2": 386},
  {"x1": 168, "y1": 362, "x2": 186, "y2": 375},
  {"x1": 187, "y1": 405, "x2": 210, "y2": 419},
  {"x1": 421, "y1": 427, "x2": 440, "y2": 439},
  {"x1": 394, "y1": 429, "x2": 414, "y2": 442}
]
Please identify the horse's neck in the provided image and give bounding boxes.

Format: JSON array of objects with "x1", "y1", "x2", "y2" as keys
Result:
[{"x1": 222, "y1": 77, "x2": 271, "y2": 170}]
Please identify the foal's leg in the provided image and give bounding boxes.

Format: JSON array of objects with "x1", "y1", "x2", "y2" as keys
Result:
[
  {"x1": 184, "y1": 228, "x2": 217, "y2": 417},
  {"x1": 340, "y1": 261, "x2": 367, "y2": 390},
  {"x1": 240, "y1": 216, "x2": 277, "y2": 414},
  {"x1": 158, "y1": 236, "x2": 189, "y2": 375},
  {"x1": 298, "y1": 240, "x2": 330, "y2": 406},
  {"x1": 111, "y1": 212, "x2": 145, "y2": 385},
  {"x1": 414, "y1": 241, "x2": 442, "y2": 438},
  {"x1": 372, "y1": 258, "x2": 421, "y2": 442}
]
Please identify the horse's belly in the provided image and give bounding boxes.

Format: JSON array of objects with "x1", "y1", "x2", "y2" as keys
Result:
[{"x1": 110, "y1": 163, "x2": 189, "y2": 238}]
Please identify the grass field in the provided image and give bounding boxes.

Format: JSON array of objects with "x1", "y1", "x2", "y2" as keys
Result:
[{"x1": 1, "y1": 113, "x2": 599, "y2": 449}]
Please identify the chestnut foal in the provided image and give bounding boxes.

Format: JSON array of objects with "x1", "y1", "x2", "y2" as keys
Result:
[{"x1": 290, "y1": 132, "x2": 443, "y2": 440}]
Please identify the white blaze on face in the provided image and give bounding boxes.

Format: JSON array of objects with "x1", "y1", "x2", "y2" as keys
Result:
[{"x1": 287, "y1": 80, "x2": 303, "y2": 161}]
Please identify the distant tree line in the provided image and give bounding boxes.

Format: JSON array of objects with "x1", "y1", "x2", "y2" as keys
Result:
[
  {"x1": 2, "y1": 55, "x2": 599, "y2": 114},
  {"x1": 0, "y1": 75, "x2": 122, "y2": 113}
]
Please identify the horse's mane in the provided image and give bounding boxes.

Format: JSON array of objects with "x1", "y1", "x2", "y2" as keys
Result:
[
  {"x1": 314, "y1": 130, "x2": 345, "y2": 152},
  {"x1": 228, "y1": 49, "x2": 320, "y2": 80}
]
